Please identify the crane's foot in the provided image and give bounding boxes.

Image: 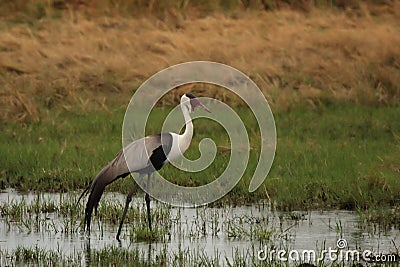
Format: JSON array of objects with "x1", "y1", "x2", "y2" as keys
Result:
[{"x1": 116, "y1": 188, "x2": 135, "y2": 241}]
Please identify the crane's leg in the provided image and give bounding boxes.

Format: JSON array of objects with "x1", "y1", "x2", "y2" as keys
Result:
[
  {"x1": 116, "y1": 175, "x2": 141, "y2": 241},
  {"x1": 145, "y1": 173, "x2": 152, "y2": 231}
]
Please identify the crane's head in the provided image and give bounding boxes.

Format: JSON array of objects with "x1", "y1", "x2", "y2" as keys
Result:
[{"x1": 181, "y1": 93, "x2": 211, "y2": 113}]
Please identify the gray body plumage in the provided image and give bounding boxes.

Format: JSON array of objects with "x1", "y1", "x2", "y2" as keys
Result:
[{"x1": 79, "y1": 133, "x2": 173, "y2": 234}]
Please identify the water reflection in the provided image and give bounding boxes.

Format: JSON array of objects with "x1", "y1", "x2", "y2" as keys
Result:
[
  {"x1": 0, "y1": 189, "x2": 398, "y2": 265},
  {"x1": 84, "y1": 238, "x2": 91, "y2": 266}
]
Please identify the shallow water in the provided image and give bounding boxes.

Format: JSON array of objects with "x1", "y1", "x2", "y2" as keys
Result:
[{"x1": 0, "y1": 189, "x2": 398, "y2": 265}]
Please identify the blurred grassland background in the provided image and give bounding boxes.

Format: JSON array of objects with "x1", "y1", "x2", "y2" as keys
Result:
[
  {"x1": 1, "y1": 0, "x2": 399, "y2": 123},
  {"x1": 0, "y1": 0, "x2": 399, "y2": 209}
]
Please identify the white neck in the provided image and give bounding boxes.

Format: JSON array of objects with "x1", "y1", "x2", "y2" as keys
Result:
[{"x1": 179, "y1": 104, "x2": 193, "y2": 153}]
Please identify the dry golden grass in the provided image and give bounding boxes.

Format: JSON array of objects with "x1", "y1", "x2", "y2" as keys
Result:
[{"x1": 1, "y1": 2, "x2": 400, "y2": 122}]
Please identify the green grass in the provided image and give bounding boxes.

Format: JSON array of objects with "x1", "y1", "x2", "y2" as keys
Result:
[
  {"x1": 267, "y1": 104, "x2": 400, "y2": 210},
  {"x1": 1, "y1": 103, "x2": 399, "y2": 210}
]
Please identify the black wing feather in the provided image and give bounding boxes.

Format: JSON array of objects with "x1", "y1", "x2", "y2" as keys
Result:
[
  {"x1": 148, "y1": 133, "x2": 173, "y2": 171},
  {"x1": 79, "y1": 150, "x2": 129, "y2": 233}
]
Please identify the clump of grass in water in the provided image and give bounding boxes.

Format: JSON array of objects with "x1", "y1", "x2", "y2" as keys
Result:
[
  {"x1": 0, "y1": 192, "x2": 82, "y2": 235},
  {"x1": 13, "y1": 245, "x2": 61, "y2": 266},
  {"x1": 0, "y1": 199, "x2": 26, "y2": 221},
  {"x1": 131, "y1": 228, "x2": 163, "y2": 242},
  {"x1": 358, "y1": 206, "x2": 400, "y2": 233},
  {"x1": 1, "y1": 245, "x2": 166, "y2": 266}
]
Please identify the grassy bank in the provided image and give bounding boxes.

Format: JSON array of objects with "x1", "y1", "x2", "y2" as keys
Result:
[
  {"x1": 1, "y1": 104, "x2": 399, "y2": 210},
  {"x1": 0, "y1": 1, "x2": 399, "y2": 211}
]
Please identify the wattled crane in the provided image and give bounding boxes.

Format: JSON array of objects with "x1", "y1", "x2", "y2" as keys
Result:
[{"x1": 78, "y1": 93, "x2": 210, "y2": 241}]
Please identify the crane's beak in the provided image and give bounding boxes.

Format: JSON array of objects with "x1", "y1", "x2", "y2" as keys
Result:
[{"x1": 190, "y1": 98, "x2": 211, "y2": 113}]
